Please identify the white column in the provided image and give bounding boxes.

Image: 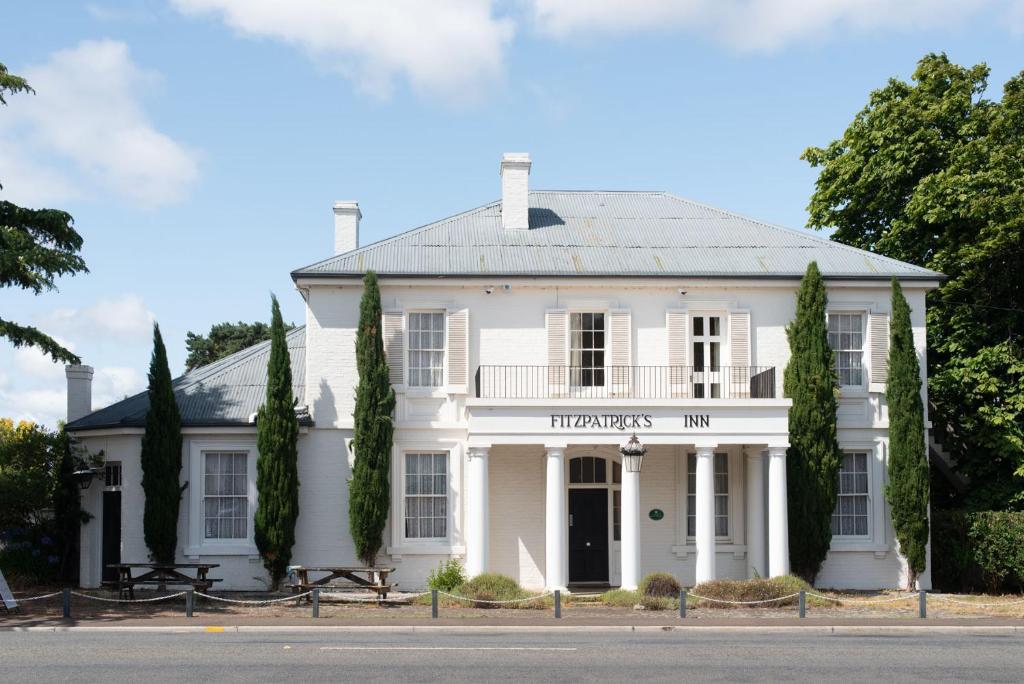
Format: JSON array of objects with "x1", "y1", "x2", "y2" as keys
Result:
[
  {"x1": 465, "y1": 446, "x2": 490, "y2": 578},
  {"x1": 768, "y1": 445, "x2": 790, "y2": 578},
  {"x1": 620, "y1": 461, "x2": 641, "y2": 591},
  {"x1": 745, "y1": 450, "x2": 766, "y2": 579},
  {"x1": 544, "y1": 446, "x2": 567, "y2": 590},
  {"x1": 694, "y1": 445, "x2": 717, "y2": 584}
]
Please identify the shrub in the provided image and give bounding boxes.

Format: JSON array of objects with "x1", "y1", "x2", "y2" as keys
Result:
[
  {"x1": 690, "y1": 576, "x2": 818, "y2": 609},
  {"x1": 456, "y1": 573, "x2": 532, "y2": 609},
  {"x1": 427, "y1": 558, "x2": 467, "y2": 592},
  {"x1": 932, "y1": 510, "x2": 1024, "y2": 593},
  {"x1": 640, "y1": 595, "x2": 675, "y2": 611},
  {"x1": 0, "y1": 523, "x2": 62, "y2": 586},
  {"x1": 600, "y1": 588, "x2": 640, "y2": 607},
  {"x1": 639, "y1": 572, "x2": 681, "y2": 598}
]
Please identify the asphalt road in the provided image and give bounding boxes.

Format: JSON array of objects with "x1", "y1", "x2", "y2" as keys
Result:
[{"x1": 2, "y1": 629, "x2": 1022, "y2": 682}]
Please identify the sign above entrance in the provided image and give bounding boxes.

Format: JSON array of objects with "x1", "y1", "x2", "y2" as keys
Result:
[{"x1": 548, "y1": 413, "x2": 710, "y2": 431}]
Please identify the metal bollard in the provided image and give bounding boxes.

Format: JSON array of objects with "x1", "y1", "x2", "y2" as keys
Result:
[
  {"x1": 919, "y1": 590, "x2": 926, "y2": 619},
  {"x1": 798, "y1": 590, "x2": 806, "y2": 619},
  {"x1": 312, "y1": 588, "x2": 320, "y2": 618},
  {"x1": 431, "y1": 590, "x2": 438, "y2": 619},
  {"x1": 186, "y1": 589, "x2": 194, "y2": 618},
  {"x1": 62, "y1": 587, "x2": 71, "y2": 619},
  {"x1": 554, "y1": 590, "x2": 561, "y2": 619},
  {"x1": 679, "y1": 590, "x2": 687, "y2": 619}
]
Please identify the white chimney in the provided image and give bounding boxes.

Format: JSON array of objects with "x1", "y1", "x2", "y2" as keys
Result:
[
  {"x1": 333, "y1": 201, "x2": 361, "y2": 254},
  {"x1": 500, "y1": 153, "x2": 531, "y2": 231},
  {"x1": 66, "y1": 364, "x2": 94, "y2": 423}
]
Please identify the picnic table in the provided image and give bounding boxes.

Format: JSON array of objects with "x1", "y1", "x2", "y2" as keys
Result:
[
  {"x1": 287, "y1": 566, "x2": 395, "y2": 603},
  {"x1": 104, "y1": 563, "x2": 221, "y2": 600}
]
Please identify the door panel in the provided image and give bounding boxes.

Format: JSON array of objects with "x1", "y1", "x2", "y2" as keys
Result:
[
  {"x1": 569, "y1": 489, "x2": 609, "y2": 583},
  {"x1": 101, "y1": 491, "x2": 121, "y2": 584}
]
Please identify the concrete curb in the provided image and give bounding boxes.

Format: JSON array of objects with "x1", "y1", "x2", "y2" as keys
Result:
[{"x1": 5, "y1": 624, "x2": 1023, "y2": 635}]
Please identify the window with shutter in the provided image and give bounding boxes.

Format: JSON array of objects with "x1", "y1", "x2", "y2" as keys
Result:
[
  {"x1": 609, "y1": 309, "x2": 631, "y2": 396},
  {"x1": 729, "y1": 310, "x2": 751, "y2": 398},
  {"x1": 546, "y1": 309, "x2": 568, "y2": 397},
  {"x1": 446, "y1": 308, "x2": 469, "y2": 393},
  {"x1": 667, "y1": 309, "x2": 689, "y2": 397},
  {"x1": 868, "y1": 313, "x2": 889, "y2": 393},
  {"x1": 382, "y1": 310, "x2": 405, "y2": 386}
]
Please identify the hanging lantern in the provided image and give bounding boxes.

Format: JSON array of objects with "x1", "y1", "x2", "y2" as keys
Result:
[{"x1": 619, "y1": 433, "x2": 647, "y2": 473}]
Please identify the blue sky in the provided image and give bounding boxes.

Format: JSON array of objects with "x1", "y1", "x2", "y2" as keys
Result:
[{"x1": 2, "y1": 1, "x2": 1022, "y2": 426}]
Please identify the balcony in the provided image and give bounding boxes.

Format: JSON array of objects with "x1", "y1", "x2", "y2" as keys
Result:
[{"x1": 474, "y1": 365, "x2": 777, "y2": 400}]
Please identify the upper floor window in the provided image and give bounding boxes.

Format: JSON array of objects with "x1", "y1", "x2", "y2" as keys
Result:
[
  {"x1": 687, "y1": 453, "x2": 729, "y2": 538},
  {"x1": 570, "y1": 312, "x2": 605, "y2": 387},
  {"x1": 828, "y1": 313, "x2": 864, "y2": 387},
  {"x1": 408, "y1": 312, "x2": 445, "y2": 387},
  {"x1": 692, "y1": 314, "x2": 723, "y2": 398},
  {"x1": 404, "y1": 452, "x2": 448, "y2": 539},
  {"x1": 831, "y1": 452, "x2": 869, "y2": 537}
]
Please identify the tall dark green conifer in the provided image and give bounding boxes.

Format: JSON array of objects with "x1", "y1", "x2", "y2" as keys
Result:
[
  {"x1": 349, "y1": 271, "x2": 395, "y2": 566},
  {"x1": 885, "y1": 278, "x2": 930, "y2": 588},
  {"x1": 784, "y1": 262, "x2": 842, "y2": 582},
  {"x1": 140, "y1": 323, "x2": 184, "y2": 563},
  {"x1": 254, "y1": 295, "x2": 300, "y2": 589}
]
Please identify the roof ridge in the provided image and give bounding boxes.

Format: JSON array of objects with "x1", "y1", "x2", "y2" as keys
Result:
[{"x1": 659, "y1": 193, "x2": 938, "y2": 275}]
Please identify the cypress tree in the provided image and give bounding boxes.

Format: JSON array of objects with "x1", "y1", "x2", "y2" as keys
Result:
[
  {"x1": 254, "y1": 294, "x2": 300, "y2": 589},
  {"x1": 885, "y1": 278, "x2": 929, "y2": 589},
  {"x1": 784, "y1": 262, "x2": 842, "y2": 582},
  {"x1": 140, "y1": 323, "x2": 184, "y2": 563},
  {"x1": 348, "y1": 271, "x2": 395, "y2": 566}
]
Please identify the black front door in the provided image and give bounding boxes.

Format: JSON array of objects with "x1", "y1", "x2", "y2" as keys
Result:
[
  {"x1": 101, "y1": 491, "x2": 121, "y2": 584},
  {"x1": 569, "y1": 489, "x2": 609, "y2": 583}
]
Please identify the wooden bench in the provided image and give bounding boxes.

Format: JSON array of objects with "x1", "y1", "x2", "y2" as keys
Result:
[
  {"x1": 106, "y1": 563, "x2": 221, "y2": 600},
  {"x1": 287, "y1": 566, "x2": 395, "y2": 604}
]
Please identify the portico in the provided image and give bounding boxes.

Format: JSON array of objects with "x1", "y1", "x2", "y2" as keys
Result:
[{"x1": 464, "y1": 399, "x2": 792, "y2": 590}]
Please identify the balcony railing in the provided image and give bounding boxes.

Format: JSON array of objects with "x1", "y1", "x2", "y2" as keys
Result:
[{"x1": 474, "y1": 365, "x2": 777, "y2": 400}]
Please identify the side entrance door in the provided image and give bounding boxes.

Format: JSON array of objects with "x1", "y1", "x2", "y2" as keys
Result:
[
  {"x1": 101, "y1": 491, "x2": 121, "y2": 584},
  {"x1": 569, "y1": 489, "x2": 609, "y2": 583}
]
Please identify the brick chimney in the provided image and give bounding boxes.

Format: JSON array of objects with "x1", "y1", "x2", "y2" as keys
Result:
[
  {"x1": 66, "y1": 364, "x2": 94, "y2": 423},
  {"x1": 500, "y1": 153, "x2": 531, "y2": 231},
  {"x1": 333, "y1": 201, "x2": 360, "y2": 254}
]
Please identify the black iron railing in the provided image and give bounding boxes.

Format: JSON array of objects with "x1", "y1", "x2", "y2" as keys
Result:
[{"x1": 474, "y1": 365, "x2": 777, "y2": 400}]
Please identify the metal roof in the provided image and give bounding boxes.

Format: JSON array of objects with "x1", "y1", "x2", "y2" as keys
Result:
[
  {"x1": 292, "y1": 191, "x2": 941, "y2": 280},
  {"x1": 66, "y1": 326, "x2": 308, "y2": 432}
]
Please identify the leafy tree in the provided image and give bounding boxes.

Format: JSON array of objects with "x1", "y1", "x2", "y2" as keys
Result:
[
  {"x1": 140, "y1": 323, "x2": 184, "y2": 563},
  {"x1": 254, "y1": 295, "x2": 300, "y2": 589},
  {"x1": 803, "y1": 53, "x2": 1024, "y2": 508},
  {"x1": 185, "y1": 321, "x2": 294, "y2": 371},
  {"x1": 784, "y1": 262, "x2": 842, "y2": 582},
  {"x1": 886, "y1": 278, "x2": 930, "y2": 588},
  {"x1": 1, "y1": 62, "x2": 87, "y2": 364},
  {"x1": 348, "y1": 271, "x2": 395, "y2": 566}
]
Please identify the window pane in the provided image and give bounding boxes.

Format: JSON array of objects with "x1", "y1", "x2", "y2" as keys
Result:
[{"x1": 693, "y1": 317, "x2": 704, "y2": 336}]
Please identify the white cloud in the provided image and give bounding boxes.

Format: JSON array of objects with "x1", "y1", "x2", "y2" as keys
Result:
[
  {"x1": 13, "y1": 342, "x2": 76, "y2": 382},
  {"x1": 41, "y1": 294, "x2": 155, "y2": 344},
  {"x1": 0, "y1": 40, "x2": 199, "y2": 207},
  {"x1": 529, "y1": 0, "x2": 997, "y2": 50},
  {"x1": 171, "y1": 0, "x2": 515, "y2": 101}
]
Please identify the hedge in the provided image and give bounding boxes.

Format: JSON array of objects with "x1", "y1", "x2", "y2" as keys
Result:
[{"x1": 931, "y1": 510, "x2": 1024, "y2": 593}]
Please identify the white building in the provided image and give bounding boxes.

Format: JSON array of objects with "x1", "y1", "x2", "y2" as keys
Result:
[{"x1": 67, "y1": 153, "x2": 941, "y2": 592}]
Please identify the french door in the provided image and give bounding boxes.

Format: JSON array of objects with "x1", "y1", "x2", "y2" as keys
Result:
[{"x1": 691, "y1": 314, "x2": 723, "y2": 398}]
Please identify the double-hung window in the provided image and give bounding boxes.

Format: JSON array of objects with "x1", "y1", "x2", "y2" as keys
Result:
[
  {"x1": 828, "y1": 313, "x2": 864, "y2": 387},
  {"x1": 408, "y1": 312, "x2": 445, "y2": 387},
  {"x1": 687, "y1": 453, "x2": 729, "y2": 537},
  {"x1": 203, "y1": 451, "x2": 249, "y2": 540},
  {"x1": 570, "y1": 312, "x2": 605, "y2": 388},
  {"x1": 404, "y1": 452, "x2": 448, "y2": 539},
  {"x1": 832, "y1": 452, "x2": 870, "y2": 536}
]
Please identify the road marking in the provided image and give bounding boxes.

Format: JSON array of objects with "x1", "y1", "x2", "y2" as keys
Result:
[
  {"x1": 204, "y1": 627, "x2": 225, "y2": 633},
  {"x1": 320, "y1": 647, "x2": 577, "y2": 652}
]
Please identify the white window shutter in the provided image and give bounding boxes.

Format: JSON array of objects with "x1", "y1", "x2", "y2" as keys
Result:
[
  {"x1": 446, "y1": 308, "x2": 469, "y2": 393},
  {"x1": 382, "y1": 310, "x2": 405, "y2": 386},
  {"x1": 546, "y1": 309, "x2": 568, "y2": 398},
  {"x1": 868, "y1": 313, "x2": 889, "y2": 393},
  {"x1": 667, "y1": 309, "x2": 689, "y2": 397},
  {"x1": 729, "y1": 310, "x2": 751, "y2": 398},
  {"x1": 609, "y1": 309, "x2": 632, "y2": 397}
]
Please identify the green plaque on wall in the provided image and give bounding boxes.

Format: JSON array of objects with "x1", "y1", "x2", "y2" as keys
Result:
[{"x1": 649, "y1": 508, "x2": 664, "y2": 521}]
